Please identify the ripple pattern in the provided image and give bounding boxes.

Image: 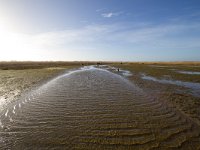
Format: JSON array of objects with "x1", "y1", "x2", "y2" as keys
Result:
[{"x1": 0, "y1": 68, "x2": 200, "y2": 149}]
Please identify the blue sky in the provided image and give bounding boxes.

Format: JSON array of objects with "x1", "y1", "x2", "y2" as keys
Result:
[{"x1": 0, "y1": 0, "x2": 200, "y2": 61}]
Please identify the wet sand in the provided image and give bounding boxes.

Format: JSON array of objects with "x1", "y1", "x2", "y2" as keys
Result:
[
  {"x1": 0, "y1": 65, "x2": 79, "y2": 111},
  {"x1": 0, "y1": 65, "x2": 200, "y2": 149},
  {"x1": 111, "y1": 63, "x2": 200, "y2": 126}
]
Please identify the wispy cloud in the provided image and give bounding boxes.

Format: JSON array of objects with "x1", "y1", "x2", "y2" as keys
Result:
[
  {"x1": 101, "y1": 11, "x2": 123, "y2": 18},
  {"x1": 101, "y1": 12, "x2": 113, "y2": 18},
  {"x1": 32, "y1": 22, "x2": 200, "y2": 50},
  {"x1": 1, "y1": 21, "x2": 200, "y2": 61}
]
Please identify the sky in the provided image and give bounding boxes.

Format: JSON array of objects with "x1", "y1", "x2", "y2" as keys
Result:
[{"x1": 0, "y1": 0, "x2": 200, "y2": 61}]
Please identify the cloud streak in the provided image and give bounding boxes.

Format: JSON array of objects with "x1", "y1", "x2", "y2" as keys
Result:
[
  {"x1": 33, "y1": 22, "x2": 200, "y2": 48},
  {"x1": 101, "y1": 11, "x2": 123, "y2": 18},
  {"x1": 1, "y1": 21, "x2": 200, "y2": 61}
]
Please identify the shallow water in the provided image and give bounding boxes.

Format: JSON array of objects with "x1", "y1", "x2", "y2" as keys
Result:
[
  {"x1": 142, "y1": 74, "x2": 200, "y2": 97},
  {"x1": 98, "y1": 65, "x2": 132, "y2": 77},
  {"x1": 148, "y1": 65, "x2": 171, "y2": 68},
  {"x1": 0, "y1": 66, "x2": 200, "y2": 149},
  {"x1": 177, "y1": 71, "x2": 200, "y2": 75}
]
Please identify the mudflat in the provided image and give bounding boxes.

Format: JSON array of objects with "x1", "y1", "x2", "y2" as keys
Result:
[
  {"x1": 0, "y1": 62, "x2": 200, "y2": 149},
  {"x1": 0, "y1": 61, "x2": 81, "y2": 111},
  {"x1": 111, "y1": 62, "x2": 200, "y2": 126}
]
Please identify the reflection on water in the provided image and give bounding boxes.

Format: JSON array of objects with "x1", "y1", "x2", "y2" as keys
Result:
[
  {"x1": 142, "y1": 74, "x2": 200, "y2": 97},
  {"x1": 0, "y1": 66, "x2": 200, "y2": 149}
]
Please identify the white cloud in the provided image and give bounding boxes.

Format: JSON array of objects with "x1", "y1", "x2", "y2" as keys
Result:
[
  {"x1": 1, "y1": 21, "x2": 200, "y2": 61},
  {"x1": 29, "y1": 22, "x2": 200, "y2": 48},
  {"x1": 101, "y1": 12, "x2": 123, "y2": 18},
  {"x1": 29, "y1": 22, "x2": 200, "y2": 53},
  {"x1": 102, "y1": 13, "x2": 113, "y2": 18}
]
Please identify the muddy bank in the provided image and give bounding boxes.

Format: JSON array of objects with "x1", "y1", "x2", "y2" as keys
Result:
[{"x1": 0, "y1": 66, "x2": 79, "y2": 111}]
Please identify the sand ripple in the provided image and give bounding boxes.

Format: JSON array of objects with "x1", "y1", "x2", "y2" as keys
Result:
[{"x1": 0, "y1": 67, "x2": 199, "y2": 149}]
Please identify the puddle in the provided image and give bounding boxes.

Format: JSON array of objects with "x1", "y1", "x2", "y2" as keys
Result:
[
  {"x1": 98, "y1": 65, "x2": 133, "y2": 77},
  {"x1": 121, "y1": 70, "x2": 132, "y2": 76},
  {"x1": 149, "y1": 65, "x2": 171, "y2": 68},
  {"x1": 177, "y1": 71, "x2": 200, "y2": 75},
  {"x1": 141, "y1": 74, "x2": 200, "y2": 97}
]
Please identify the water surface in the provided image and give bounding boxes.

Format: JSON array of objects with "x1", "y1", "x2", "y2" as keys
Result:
[
  {"x1": 177, "y1": 71, "x2": 200, "y2": 75},
  {"x1": 142, "y1": 74, "x2": 200, "y2": 97},
  {"x1": 0, "y1": 66, "x2": 200, "y2": 149}
]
